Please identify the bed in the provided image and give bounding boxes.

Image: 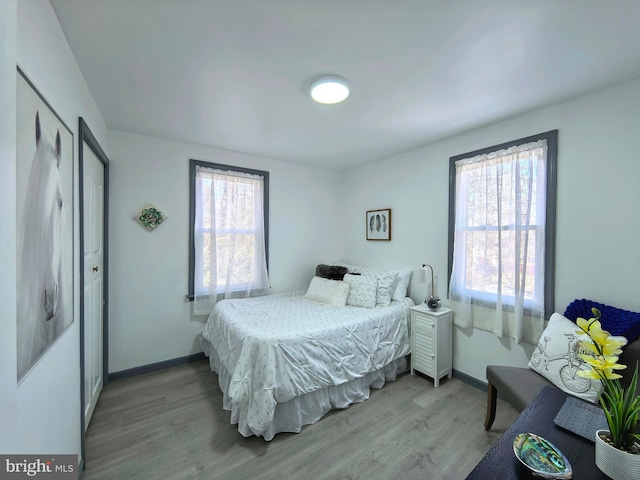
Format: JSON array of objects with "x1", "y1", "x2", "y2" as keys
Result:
[{"x1": 199, "y1": 264, "x2": 414, "y2": 440}]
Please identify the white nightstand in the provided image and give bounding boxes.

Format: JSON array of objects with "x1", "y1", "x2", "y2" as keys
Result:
[{"x1": 410, "y1": 305, "x2": 453, "y2": 387}]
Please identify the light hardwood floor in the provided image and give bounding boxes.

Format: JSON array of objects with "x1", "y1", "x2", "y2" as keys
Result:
[{"x1": 83, "y1": 360, "x2": 518, "y2": 480}]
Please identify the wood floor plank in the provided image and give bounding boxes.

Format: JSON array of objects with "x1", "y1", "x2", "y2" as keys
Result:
[{"x1": 83, "y1": 360, "x2": 518, "y2": 480}]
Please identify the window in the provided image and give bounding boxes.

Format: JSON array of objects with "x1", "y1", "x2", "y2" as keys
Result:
[
  {"x1": 448, "y1": 131, "x2": 557, "y2": 335},
  {"x1": 188, "y1": 160, "x2": 269, "y2": 314}
]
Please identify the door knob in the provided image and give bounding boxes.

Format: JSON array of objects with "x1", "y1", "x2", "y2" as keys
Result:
[{"x1": 92, "y1": 266, "x2": 99, "y2": 272}]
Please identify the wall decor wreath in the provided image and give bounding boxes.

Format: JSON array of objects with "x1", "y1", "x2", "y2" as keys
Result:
[{"x1": 134, "y1": 204, "x2": 167, "y2": 231}]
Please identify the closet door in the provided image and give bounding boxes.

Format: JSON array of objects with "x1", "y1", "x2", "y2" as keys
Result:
[{"x1": 83, "y1": 144, "x2": 105, "y2": 430}]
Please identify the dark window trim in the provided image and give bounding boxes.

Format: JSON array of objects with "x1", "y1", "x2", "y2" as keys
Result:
[
  {"x1": 447, "y1": 130, "x2": 558, "y2": 318},
  {"x1": 187, "y1": 159, "x2": 269, "y2": 300}
]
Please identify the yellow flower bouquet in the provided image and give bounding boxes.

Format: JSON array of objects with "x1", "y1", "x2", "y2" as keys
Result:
[{"x1": 576, "y1": 308, "x2": 640, "y2": 452}]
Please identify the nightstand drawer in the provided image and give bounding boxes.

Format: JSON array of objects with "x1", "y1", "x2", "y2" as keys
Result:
[{"x1": 413, "y1": 319, "x2": 435, "y2": 335}]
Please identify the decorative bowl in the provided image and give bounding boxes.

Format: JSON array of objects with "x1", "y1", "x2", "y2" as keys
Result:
[
  {"x1": 512, "y1": 432, "x2": 572, "y2": 479},
  {"x1": 426, "y1": 295, "x2": 441, "y2": 311}
]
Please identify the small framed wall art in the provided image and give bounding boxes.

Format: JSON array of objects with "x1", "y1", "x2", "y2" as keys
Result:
[
  {"x1": 134, "y1": 203, "x2": 167, "y2": 231},
  {"x1": 366, "y1": 208, "x2": 391, "y2": 241}
]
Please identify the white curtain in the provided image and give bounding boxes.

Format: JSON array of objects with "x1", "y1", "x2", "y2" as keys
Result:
[
  {"x1": 449, "y1": 140, "x2": 547, "y2": 343},
  {"x1": 193, "y1": 166, "x2": 269, "y2": 315}
]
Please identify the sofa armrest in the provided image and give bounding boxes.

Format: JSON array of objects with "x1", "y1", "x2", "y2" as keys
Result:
[{"x1": 620, "y1": 338, "x2": 640, "y2": 391}]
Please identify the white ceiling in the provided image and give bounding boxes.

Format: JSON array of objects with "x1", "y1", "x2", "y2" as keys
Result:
[{"x1": 50, "y1": 0, "x2": 640, "y2": 171}]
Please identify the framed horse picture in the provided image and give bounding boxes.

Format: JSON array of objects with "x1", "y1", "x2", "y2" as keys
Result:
[{"x1": 16, "y1": 68, "x2": 74, "y2": 383}]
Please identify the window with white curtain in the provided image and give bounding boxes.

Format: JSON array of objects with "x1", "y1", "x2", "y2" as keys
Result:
[
  {"x1": 447, "y1": 131, "x2": 557, "y2": 342},
  {"x1": 188, "y1": 160, "x2": 269, "y2": 315}
]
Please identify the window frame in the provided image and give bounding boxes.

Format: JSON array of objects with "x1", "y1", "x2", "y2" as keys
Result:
[
  {"x1": 447, "y1": 130, "x2": 558, "y2": 317},
  {"x1": 187, "y1": 159, "x2": 269, "y2": 300}
]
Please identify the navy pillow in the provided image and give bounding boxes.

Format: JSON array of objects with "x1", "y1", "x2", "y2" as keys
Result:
[{"x1": 564, "y1": 299, "x2": 640, "y2": 343}]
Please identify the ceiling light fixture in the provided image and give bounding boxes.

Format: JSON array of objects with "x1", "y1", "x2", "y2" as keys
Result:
[{"x1": 309, "y1": 75, "x2": 351, "y2": 104}]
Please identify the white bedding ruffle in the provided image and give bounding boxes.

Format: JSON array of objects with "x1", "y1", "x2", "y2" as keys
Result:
[
  {"x1": 202, "y1": 340, "x2": 408, "y2": 440},
  {"x1": 199, "y1": 292, "x2": 414, "y2": 439}
]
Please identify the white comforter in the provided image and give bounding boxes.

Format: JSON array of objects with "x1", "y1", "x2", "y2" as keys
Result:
[{"x1": 199, "y1": 292, "x2": 413, "y2": 435}]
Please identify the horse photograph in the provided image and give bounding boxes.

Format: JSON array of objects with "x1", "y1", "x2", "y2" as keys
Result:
[{"x1": 16, "y1": 70, "x2": 73, "y2": 383}]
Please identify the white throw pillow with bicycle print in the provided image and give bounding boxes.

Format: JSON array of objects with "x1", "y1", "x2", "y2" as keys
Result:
[{"x1": 528, "y1": 312, "x2": 622, "y2": 403}]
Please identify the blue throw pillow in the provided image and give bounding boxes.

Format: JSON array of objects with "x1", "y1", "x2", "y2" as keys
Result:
[{"x1": 564, "y1": 299, "x2": 640, "y2": 343}]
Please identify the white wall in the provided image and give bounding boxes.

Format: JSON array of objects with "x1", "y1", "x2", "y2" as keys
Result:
[
  {"x1": 0, "y1": 0, "x2": 18, "y2": 454},
  {"x1": 107, "y1": 130, "x2": 343, "y2": 373},
  {"x1": 342, "y1": 78, "x2": 640, "y2": 381},
  {"x1": 4, "y1": 8, "x2": 637, "y2": 457},
  {"x1": 0, "y1": 0, "x2": 108, "y2": 459}
]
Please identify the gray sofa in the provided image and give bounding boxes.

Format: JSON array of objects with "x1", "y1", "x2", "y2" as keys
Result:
[{"x1": 484, "y1": 338, "x2": 640, "y2": 429}]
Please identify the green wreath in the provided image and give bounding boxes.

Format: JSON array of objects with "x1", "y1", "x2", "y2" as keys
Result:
[{"x1": 139, "y1": 207, "x2": 165, "y2": 229}]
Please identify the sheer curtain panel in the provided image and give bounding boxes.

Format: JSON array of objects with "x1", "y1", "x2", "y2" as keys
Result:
[
  {"x1": 449, "y1": 140, "x2": 548, "y2": 343},
  {"x1": 193, "y1": 166, "x2": 269, "y2": 315}
]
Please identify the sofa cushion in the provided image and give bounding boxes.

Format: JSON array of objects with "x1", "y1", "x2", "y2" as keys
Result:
[
  {"x1": 487, "y1": 365, "x2": 553, "y2": 413},
  {"x1": 619, "y1": 338, "x2": 640, "y2": 392}
]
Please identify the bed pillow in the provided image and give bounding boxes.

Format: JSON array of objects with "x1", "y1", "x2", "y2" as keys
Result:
[
  {"x1": 315, "y1": 264, "x2": 349, "y2": 281},
  {"x1": 391, "y1": 269, "x2": 413, "y2": 301},
  {"x1": 528, "y1": 312, "x2": 628, "y2": 403},
  {"x1": 304, "y1": 276, "x2": 349, "y2": 307},
  {"x1": 343, "y1": 274, "x2": 377, "y2": 308},
  {"x1": 332, "y1": 261, "x2": 360, "y2": 272},
  {"x1": 336, "y1": 262, "x2": 413, "y2": 301},
  {"x1": 370, "y1": 271, "x2": 398, "y2": 307},
  {"x1": 335, "y1": 262, "x2": 400, "y2": 306},
  {"x1": 356, "y1": 269, "x2": 397, "y2": 306}
]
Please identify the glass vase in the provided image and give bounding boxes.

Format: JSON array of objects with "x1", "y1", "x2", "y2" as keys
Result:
[{"x1": 426, "y1": 295, "x2": 441, "y2": 311}]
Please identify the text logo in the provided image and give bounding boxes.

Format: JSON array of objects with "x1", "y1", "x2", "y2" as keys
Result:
[{"x1": 0, "y1": 456, "x2": 76, "y2": 479}]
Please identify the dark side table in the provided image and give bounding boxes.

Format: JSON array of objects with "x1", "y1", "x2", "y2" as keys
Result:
[{"x1": 467, "y1": 386, "x2": 609, "y2": 479}]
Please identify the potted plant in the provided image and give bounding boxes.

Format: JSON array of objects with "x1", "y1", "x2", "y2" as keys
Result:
[{"x1": 576, "y1": 308, "x2": 640, "y2": 480}]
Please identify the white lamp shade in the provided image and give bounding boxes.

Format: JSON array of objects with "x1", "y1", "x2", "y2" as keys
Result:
[{"x1": 309, "y1": 75, "x2": 350, "y2": 104}]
